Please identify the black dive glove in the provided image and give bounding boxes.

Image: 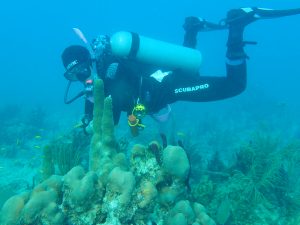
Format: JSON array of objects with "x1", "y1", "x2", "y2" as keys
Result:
[{"x1": 81, "y1": 114, "x2": 92, "y2": 135}]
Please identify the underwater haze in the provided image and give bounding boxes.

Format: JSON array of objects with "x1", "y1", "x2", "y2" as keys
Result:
[
  {"x1": 0, "y1": 0, "x2": 299, "y2": 112},
  {"x1": 1, "y1": 0, "x2": 300, "y2": 225}
]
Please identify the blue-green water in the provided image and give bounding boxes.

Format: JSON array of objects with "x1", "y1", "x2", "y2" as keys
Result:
[{"x1": 0, "y1": 1, "x2": 300, "y2": 224}]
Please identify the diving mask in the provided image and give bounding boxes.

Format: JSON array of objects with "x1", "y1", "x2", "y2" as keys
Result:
[{"x1": 64, "y1": 62, "x2": 91, "y2": 82}]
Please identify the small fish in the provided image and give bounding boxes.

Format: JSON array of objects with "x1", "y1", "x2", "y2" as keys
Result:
[
  {"x1": 177, "y1": 132, "x2": 186, "y2": 137},
  {"x1": 0, "y1": 167, "x2": 4, "y2": 169},
  {"x1": 16, "y1": 139, "x2": 20, "y2": 145},
  {"x1": 34, "y1": 135, "x2": 42, "y2": 139},
  {"x1": 73, "y1": 123, "x2": 83, "y2": 128},
  {"x1": 34, "y1": 145, "x2": 41, "y2": 149}
]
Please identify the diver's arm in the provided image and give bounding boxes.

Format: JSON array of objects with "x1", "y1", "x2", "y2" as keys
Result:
[{"x1": 81, "y1": 100, "x2": 94, "y2": 129}]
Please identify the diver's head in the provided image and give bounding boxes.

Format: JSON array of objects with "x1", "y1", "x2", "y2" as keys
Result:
[{"x1": 61, "y1": 45, "x2": 92, "y2": 82}]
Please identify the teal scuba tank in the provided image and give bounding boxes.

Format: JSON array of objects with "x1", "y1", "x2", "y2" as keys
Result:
[{"x1": 110, "y1": 31, "x2": 202, "y2": 74}]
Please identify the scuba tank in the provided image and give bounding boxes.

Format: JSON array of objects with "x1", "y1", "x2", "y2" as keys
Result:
[{"x1": 110, "y1": 31, "x2": 202, "y2": 74}]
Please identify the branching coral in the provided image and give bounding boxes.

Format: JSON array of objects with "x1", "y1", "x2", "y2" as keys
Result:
[
  {"x1": 49, "y1": 130, "x2": 89, "y2": 175},
  {"x1": 232, "y1": 133, "x2": 285, "y2": 205},
  {"x1": 41, "y1": 145, "x2": 54, "y2": 181},
  {"x1": 191, "y1": 131, "x2": 300, "y2": 225}
]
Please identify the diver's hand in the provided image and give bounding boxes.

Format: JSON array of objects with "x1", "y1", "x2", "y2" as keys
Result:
[
  {"x1": 84, "y1": 120, "x2": 94, "y2": 135},
  {"x1": 80, "y1": 115, "x2": 93, "y2": 135}
]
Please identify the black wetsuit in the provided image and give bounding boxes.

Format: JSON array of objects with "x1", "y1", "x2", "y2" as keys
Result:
[
  {"x1": 84, "y1": 39, "x2": 246, "y2": 125},
  {"x1": 139, "y1": 63, "x2": 246, "y2": 113},
  {"x1": 84, "y1": 7, "x2": 300, "y2": 125}
]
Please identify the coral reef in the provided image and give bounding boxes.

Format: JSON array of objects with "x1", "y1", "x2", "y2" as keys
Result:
[
  {"x1": 49, "y1": 130, "x2": 90, "y2": 175},
  {"x1": 41, "y1": 145, "x2": 54, "y2": 181},
  {"x1": 0, "y1": 176, "x2": 63, "y2": 225},
  {"x1": 0, "y1": 79, "x2": 215, "y2": 225},
  {"x1": 191, "y1": 132, "x2": 300, "y2": 225},
  {"x1": 1, "y1": 78, "x2": 299, "y2": 224}
]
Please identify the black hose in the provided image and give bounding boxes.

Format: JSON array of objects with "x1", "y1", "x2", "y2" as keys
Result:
[{"x1": 64, "y1": 81, "x2": 85, "y2": 104}]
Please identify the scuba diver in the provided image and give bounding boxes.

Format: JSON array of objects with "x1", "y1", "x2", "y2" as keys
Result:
[{"x1": 61, "y1": 7, "x2": 300, "y2": 136}]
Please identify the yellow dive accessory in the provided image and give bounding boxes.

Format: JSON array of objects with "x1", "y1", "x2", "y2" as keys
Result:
[
  {"x1": 128, "y1": 100, "x2": 146, "y2": 137},
  {"x1": 132, "y1": 103, "x2": 147, "y2": 119}
]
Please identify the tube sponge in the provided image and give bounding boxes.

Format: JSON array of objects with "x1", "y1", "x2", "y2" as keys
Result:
[
  {"x1": 162, "y1": 145, "x2": 190, "y2": 181},
  {"x1": 92, "y1": 79, "x2": 104, "y2": 137},
  {"x1": 89, "y1": 79, "x2": 104, "y2": 171},
  {"x1": 102, "y1": 95, "x2": 115, "y2": 149},
  {"x1": 89, "y1": 79, "x2": 116, "y2": 172}
]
